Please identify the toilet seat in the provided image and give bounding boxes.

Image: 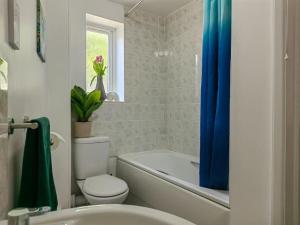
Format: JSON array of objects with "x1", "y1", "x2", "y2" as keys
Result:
[
  {"x1": 83, "y1": 175, "x2": 128, "y2": 198},
  {"x1": 83, "y1": 188, "x2": 129, "y2": 205}
]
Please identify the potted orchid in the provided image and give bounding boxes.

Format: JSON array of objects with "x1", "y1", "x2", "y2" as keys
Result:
[{"x1": 90, "y1": 55, "x2": 107, "y2": 101}]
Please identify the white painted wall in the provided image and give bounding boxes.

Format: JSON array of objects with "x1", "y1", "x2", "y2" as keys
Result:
[
  {"x1": 230, "y1": 0, "x2": 278, "y2": 224},
  {"x1": 295, "y1": 3, "x2": 300, "y2": 223},
  {"x1": 271, "y1": 0, "x2": 285, "y2": 224},
  {"x1": 45, "y1": 0, "x2": 71, "y2": 209},
  {"x1": 0, "y1": 0, "x2": 71, "y2": 213},
  {"x1": 284, "y1": 0, "x2": 300, "y2": 223},
  {"x1": 0, "y1": 0, "x2": 48, "y2": 212}
]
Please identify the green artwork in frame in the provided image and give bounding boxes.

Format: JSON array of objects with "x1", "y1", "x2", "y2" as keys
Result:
[{"x1": 37, "y1": 0, "x2": 46, "y2": 62}]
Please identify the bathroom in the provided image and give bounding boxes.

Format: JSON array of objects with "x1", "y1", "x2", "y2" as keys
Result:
[{"x1": 0, "y1": 0, "x2": 300, "y2": 224}]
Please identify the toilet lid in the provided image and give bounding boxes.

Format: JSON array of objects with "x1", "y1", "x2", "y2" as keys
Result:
[{"x1": 83, "y1": 175, "x2": 128, "y2": 197}]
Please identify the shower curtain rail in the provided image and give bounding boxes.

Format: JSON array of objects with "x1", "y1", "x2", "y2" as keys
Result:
[{"x1": 125, "y1": 0, "x2": 145, "y2": 17}]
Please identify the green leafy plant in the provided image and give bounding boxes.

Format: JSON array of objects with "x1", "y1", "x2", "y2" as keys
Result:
[{"x1": 71, "y1": 86, "x2": 103, "y2": 122}]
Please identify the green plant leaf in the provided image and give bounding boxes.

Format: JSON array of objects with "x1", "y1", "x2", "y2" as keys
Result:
[
  {"x1": 71, "y1": 86, "x2": 87, "y2": 107},
  {"x1": 71, "y1": 89, "x2": 83, "y2": 104},
  {"x1": 71, "y1": 102, "x2": 84, "y2": 121},
  {"x1": 74, "y1": 86, "x2": 87, "y2": 98},
  {"x1": 93, "y1": 61, "x2": 101, "y2": 75},
  {"x1": 71, "y1": 85, "x2": 88, "y2": 121},
  {"x1": 70, "y1": 85, "x2": 104, "y2": 122},
  {"x1": 84, "y1": 90, "x2": 101, "y2": 111},
  {"x1": 90, "y1": 75, "x2": 98, "y2": 87},
  {"x1": 84, "y1": 102, "x2": 103, "y2": 121}
]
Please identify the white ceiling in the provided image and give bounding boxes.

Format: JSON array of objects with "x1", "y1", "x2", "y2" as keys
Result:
[{"x1": 109, "y1": 0, "x2": 193, "y2": 16}]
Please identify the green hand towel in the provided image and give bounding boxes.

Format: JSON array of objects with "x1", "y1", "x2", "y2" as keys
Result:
[{"x1": 17, "y1": 117, "x2": 58, "y2": 211}]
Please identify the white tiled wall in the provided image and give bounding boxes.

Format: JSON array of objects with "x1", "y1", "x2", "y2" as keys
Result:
[
  {"x1": 92, "y1": 0, "x2": 203, "y2": 157},
  {"x1": 165, "y1": 0, "x2": 203, "y2": 156},
  {"x1": 92, "y1": 9, "x2": 168, "y2": 155}
]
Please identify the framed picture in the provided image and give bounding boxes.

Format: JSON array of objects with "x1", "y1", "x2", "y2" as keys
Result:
[
  {"x1": 37, "y1": 0, "x2": 46, "y2": 62},
  {"x1": 8, "y1": 0, "x2": 20, "y2": 50}
]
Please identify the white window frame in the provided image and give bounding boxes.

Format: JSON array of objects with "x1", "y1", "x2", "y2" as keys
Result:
[
  {"x1": 86, "y1": 13, "x2": 125, "y2": 102},
  {"x1": 86, "y1": 22, "x2": 117, "y2": 94}
]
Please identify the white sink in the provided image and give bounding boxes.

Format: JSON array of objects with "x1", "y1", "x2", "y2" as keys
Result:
[{"x1": 0, "y1": 205, "x2": 195, "y2": 225}]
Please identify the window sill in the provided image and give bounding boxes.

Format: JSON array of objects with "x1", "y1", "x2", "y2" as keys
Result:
[{"x1": 105, "y1": 99, "x2": 124, "y2": 103}]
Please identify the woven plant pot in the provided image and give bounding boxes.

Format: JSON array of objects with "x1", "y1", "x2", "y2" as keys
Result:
[{"x1": 73, "y1": 122, "x2": 92, "y2": 138}]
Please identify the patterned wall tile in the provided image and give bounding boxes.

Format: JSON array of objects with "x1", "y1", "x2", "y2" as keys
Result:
[
  {"x1": 92, "y1": 8, "x2": 168, "y2": 155},
  {"x1": 92, "y1": 0, "x2": 203, "y2": 157},
  {"x1": 165, "y1": 0, "x2": 203, "y2": 156}
]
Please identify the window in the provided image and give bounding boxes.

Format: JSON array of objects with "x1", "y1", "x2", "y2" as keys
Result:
[
  {"x1": 86, "y1": 29, "x2": 110, "y2": 93},
  {"x1": 86, "y1": 14, "x2": 124, "y2": 101}
]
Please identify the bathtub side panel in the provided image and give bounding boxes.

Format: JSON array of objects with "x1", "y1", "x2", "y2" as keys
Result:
[{"x1": 117, "y1": 160, "x2": 230, "y2": 225}]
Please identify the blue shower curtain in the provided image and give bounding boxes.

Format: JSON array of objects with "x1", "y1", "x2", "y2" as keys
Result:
[{"x1": 200, "y1": 0, "x2": 231, "y2": 190}]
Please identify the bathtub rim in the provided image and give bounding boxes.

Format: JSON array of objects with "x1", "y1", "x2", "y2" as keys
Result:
[{"x1": 118, "y1": 150, "x2": 230, "y2": 208}]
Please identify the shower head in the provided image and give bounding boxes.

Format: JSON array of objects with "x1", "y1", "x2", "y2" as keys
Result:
[{"x1": 124, "y1": 0, "x2": 145, "y2": 17}]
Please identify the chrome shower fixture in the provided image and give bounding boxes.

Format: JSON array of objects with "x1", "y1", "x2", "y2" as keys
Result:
[{"x1": 124, "y1": 0, "x2": 145, "y2": 17}]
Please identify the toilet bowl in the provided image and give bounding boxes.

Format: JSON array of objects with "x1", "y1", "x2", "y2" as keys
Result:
[
  {"x1": 77, "y1": 175, "x2": 129, "y2": 205},
  {"x1": 72, "y1": 137, "x2": 129, "y2": 205}
]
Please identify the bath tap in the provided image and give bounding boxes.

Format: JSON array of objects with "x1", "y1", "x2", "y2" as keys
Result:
[{"x1": 7, "y1": 207, "x2": 51, "y2": 225}]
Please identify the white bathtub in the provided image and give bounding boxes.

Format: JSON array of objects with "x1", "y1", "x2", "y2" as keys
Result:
[{"x1": 117, "y1": 150, "x2": 230, "y2": 225}]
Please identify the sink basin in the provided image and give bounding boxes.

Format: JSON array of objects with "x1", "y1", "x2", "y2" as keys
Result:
[{"x1": 0, "y1": 205, "x2": 195, "y2": 225}]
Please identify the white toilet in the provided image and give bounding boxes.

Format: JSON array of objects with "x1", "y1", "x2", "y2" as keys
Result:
[{"x1": 72, "y1": 136, "x2": 129, "y2": 205}]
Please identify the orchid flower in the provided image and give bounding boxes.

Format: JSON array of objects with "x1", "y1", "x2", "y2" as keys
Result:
[{"x1": 91, "y1": 55, "x2": 107, "y2": 86}]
